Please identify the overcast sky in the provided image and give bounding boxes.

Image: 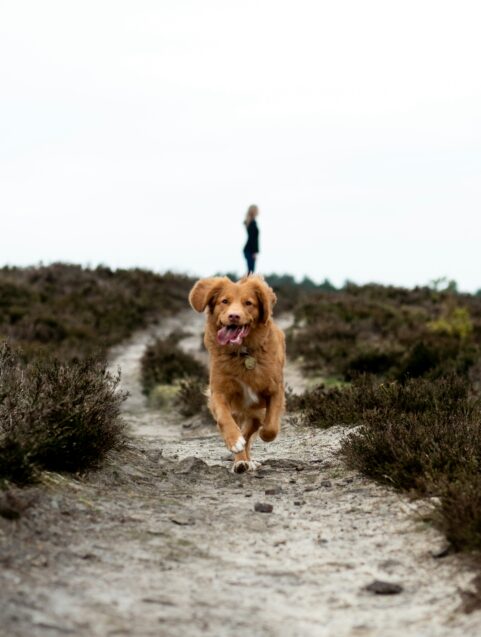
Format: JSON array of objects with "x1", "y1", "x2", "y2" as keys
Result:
[{"x1": 1, "y1": 1, "x2": 480, "y2": 290}]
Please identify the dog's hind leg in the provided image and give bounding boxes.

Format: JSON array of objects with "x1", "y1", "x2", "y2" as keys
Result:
[
  {"x1": 244, "y1": 416, "x2": 262, "y2": 460},
  {"x1": 259, "y1": 391, "x2": 285, "y2": 443}
]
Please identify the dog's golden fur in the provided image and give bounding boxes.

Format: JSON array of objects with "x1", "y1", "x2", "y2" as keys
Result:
[{"x1": 189, "y1": 275, "x2": 285, "y2": 472}]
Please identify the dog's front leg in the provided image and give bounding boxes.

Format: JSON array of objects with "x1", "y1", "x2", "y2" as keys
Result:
[
  {"x1": 209, "y1": 392, "x2": 246, "y2": 453},
  {"x1": 259, "y1": 390, "x2": 285, "y2": 443}
]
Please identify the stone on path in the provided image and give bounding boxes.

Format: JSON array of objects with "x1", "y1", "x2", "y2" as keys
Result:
[
  {"x1": 365, "y1": 580, "x2": 404, "y2": 595},
  {"x1": 254, "y1": 502, "x2": 274, "y2": 513}
]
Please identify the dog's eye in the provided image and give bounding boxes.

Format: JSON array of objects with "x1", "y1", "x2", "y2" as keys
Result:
[
  {"x1": 245, "y1": 300, "x2": 253, "y2": 306},
  {"x1": 221, "y1": 299, "x2": 229, "y2": 304}
]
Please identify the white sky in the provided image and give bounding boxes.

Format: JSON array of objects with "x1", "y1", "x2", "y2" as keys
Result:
[{"x1": 1, "y1": 1, "x2": 480, "y2": 290}]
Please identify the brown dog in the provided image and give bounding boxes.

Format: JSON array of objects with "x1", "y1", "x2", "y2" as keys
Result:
[{"x1": 189, "y1": 275, "x2": 285, "y2": 473}]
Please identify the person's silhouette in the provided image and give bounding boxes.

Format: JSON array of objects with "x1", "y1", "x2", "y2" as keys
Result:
[{"x1": 243, "y1": 204, "x2": 259, "y2": 274}]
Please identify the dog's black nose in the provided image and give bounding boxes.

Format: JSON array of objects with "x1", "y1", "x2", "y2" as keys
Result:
[{"x1": 228, "y1": 313, "x2": 241, "y2": 322}]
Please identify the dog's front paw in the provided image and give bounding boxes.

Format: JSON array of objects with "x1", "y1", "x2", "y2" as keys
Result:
[
  {"x1": 230, "y1": 436, "x2": 246, "y2": 454},
  {"x1": 232, "y1": 459, "x2": 260, "y2": 474}
]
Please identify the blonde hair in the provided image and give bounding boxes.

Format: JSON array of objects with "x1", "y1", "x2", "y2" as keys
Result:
[{"x1": 244, "y1": 204, "x2": 258, "y2": 226}]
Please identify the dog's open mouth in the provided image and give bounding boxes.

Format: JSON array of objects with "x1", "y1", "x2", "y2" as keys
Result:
[{"x1": 216, "y1": 324, "x2": 250, "y2": 346}]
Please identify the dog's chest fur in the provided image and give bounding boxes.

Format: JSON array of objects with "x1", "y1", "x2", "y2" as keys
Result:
[{"x1": 238, "y1": 380, "x2": 259, "y2": 407}]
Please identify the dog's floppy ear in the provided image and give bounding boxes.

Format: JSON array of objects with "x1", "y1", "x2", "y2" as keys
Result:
[
  {"x1": 251, "y1": 276, "x2": 277, "y2": 324},
  {"x1": 189, "y1": 277, "x2": 227, "y2": 313}
]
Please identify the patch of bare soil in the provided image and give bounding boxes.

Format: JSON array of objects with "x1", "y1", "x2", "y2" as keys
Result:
[{"x1": 1, "y1": 312, "x2": 481, "y2": 637}]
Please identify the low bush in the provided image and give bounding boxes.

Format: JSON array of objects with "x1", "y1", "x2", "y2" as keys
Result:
[
  {"x1": 342, "y1": 408, "x2": 480, "y2": 493},
  {"x1": 175, "y1": 378, "x2": 210, "y2": 418},
  {"x1": 0, "y1": 343, "x2": 126, "y2": 484},
  {"x1": 140, "y1": 335, "x2": 208, "y2": 394},
  {"x1": 395, "y1": 334, "x2": 478, "y2": 380},
  {"x1": 435, "y1": 476, "x2": 481, "y2": 551},
  {"x1": 288, "y1": 382, "x2": 364, "y2": 427},
  {"x1": 293, "y1": 374, "x2": 472, "y2": 428}
]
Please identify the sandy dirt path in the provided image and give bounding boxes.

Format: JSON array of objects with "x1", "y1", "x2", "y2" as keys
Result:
[{"x1": 1, "y1": 312, "x2": 481, "y2": 637}]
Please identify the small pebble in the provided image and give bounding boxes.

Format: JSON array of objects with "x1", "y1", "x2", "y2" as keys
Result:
[
  {"x1": 254, "y1": 502, "x2": 273, "y2": 513},
  {"x1": 169, "y1": 515, "x2": 196, "y2": 526},
  {"x1": 365, "y1": 580, "x2": 403, "y2": 595},
  {"x1": 265, "y1": 487, "x2": 283, "y2": 496}
]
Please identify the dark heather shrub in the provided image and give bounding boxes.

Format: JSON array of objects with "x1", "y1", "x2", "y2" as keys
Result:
[
  {"x1": 140, "y1": 336, "x2": 208, "y2": 393},
  {"x1": 293, "y1": 374, "x2": 473, "y2": 428},
  {"x1": 435, "y1": 476, "x2": 481, "y2": 551},
  {"x1": 0, "y1": 438, "x2": 36, "y2": 485},
  {"x1": 396, "y1": 335, "x2": 478, "y2": 380},
  {"x1": 290, "y1": 383, "x2": 363, "y2": 427},
  {"x1": 0, "y1": 343, "x2": 126, "y2": 482},
  {"x1": 175, "y1": 378, "x2": 210, "y2": 418},
  {"x1": 343, "y1": 347, "x2": 402, "y2": 380},
  {"x1": 339, "y1": 375, "x2": 481, "y2": 492}
]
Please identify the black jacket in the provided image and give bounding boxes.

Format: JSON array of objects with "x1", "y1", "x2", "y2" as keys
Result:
[{"x1": 244, "y1": 220, "x2": 259, "y2": 254}]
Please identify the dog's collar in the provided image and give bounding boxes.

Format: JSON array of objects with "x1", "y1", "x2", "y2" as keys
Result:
[
  {"x1": 230, "y1": 346, "x2": 250, "y2": 357},
  {"x1": 229, "y1": 347, "x2": 257, "y2": 370}
]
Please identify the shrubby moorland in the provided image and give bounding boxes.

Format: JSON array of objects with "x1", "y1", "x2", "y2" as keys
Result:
[
  {"x1": 0, "y1": 264, "x2": 194, "y2": 483},
  {"x1": 3, "y1": 265, "x2": 481, "y2": 561},
  {"x1": 287, "y1": 279, "x2": 481, "y2": 553}
]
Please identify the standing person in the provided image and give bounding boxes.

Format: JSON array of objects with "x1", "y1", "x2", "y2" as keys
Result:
[{"x1": 243, "y1": 204, "x2": 259, "y2": 274}]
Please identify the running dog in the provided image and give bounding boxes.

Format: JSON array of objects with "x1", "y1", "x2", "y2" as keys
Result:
[{"x1": 189, "y1": 275, "x2": 285, "y2": 473}]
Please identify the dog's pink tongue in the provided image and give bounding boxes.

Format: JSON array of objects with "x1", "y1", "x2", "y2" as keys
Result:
[
  {"x1": 217, "y1": 325, "x2": 249, "y2": 345},
  {"x1": 216, "y1": 325, "x2": 250, "y2": 346},
  {"x1": 230, "y1": 326, "x2": 247, "y2": 345},
  {"x1": 216, "y1": 326, "x2": 233, "y2": 345}
]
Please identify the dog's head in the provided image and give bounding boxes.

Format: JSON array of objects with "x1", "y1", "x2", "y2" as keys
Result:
[{"x1": 189, "y1": 275, "x2": 277, "y2": 346}]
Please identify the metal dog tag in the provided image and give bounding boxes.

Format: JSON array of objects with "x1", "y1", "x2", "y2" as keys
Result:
[{"x1": 244, "y1": 356, "x2": 256, "y2": 370}]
